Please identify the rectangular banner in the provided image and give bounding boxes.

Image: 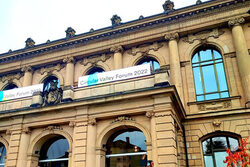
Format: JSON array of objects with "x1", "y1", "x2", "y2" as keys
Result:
[
  {"x1": 0, "y1": 84, "x2": 43, "y2": 102},
  {"x1": 78, "y1": 63, "x2": 151, "y2": 88}
]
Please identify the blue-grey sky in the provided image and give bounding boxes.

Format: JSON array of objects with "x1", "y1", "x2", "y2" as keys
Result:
[{"x1": 0, "y1": 0, "x2": 208, "y2": 54}]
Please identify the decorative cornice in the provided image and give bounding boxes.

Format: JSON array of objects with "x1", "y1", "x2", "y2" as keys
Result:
[
  {"x1": 165, "y1": 32, "x2": 179, "y2": 41},
  {"x1": 110, "y1": 45, "x2": 124, "y2": 53},
  {"x1": 111, "y1": 116, "x2": 135, "y2": 124},
  {"x1": 80, "y1": 54, "x2": 110, "y2": 66},
  {"x1": 0, "y1": 72, "x2": 23, "y2": 83},
  {"x1": 128, "y1": 42, "x2": 163, "y2": 56},
  {"x1": 38, "y1": 63, "x2": 64, "y2": 75},
  {"x1": 228, "y1": 17, "x2": 245, "y2": 27},
  {"x1": 0, "y1": 0, "x2": 247, "y2": 64},
  {"x1": 21, "y1": 65, "x2": 33, "y2": 73},
  {"x1": 183, "y1": 28, "x2": 224, "y2": 44},
  {"x1": 63, "y1": 56, "x2": 75, "y2": 64}
]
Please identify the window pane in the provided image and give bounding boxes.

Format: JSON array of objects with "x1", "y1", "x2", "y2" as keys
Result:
[
  {"x1": 204, "y1": 156, "x2": 214, "y2": 167},
  {"x1": 205, "y1": 93, "x2": 220, "y2": 100},
  {"x1": 200, "y1": 50, "x2": 212, "y2": 61},
  {"x1": 192, "y1": 53, "x2": 199, "y2": 63},
  {"x1": 220, "y1": 92, "x2": 229, "y2": 98},
  {"x1": 46, "y1": 139, "x2": 69, "y2": 159},
  {"x1": 107, "y1": 155, "x2": 147, "y2": 167},
  {"x1": 229, "y1": 138, "x2": 239, "y2": 151},
  {"x1": 216, "y1": 63, "x2": 228, "y2": 92},
  {"x1": 193, "y1": 67, "x2": 203, "y2": 95},
  {"x1": 202, "y1": 65, "x2": 217, "y2": 93},
  {"x1": 212, "y1": 137, "x2": 227, "y2": 150},
  {"x1": 197, "y1": 95, "x2": 204, "y2": 101},
  {"x1": 214, "y1": 152, "x2": 227, "y2": 167},
  {"x1": 202, "y1": 139, "x2": 212, "y2": 154},
  {"x1": 153, "y1": 61, "x2": 160, "y2": 70},
  {"x1": 213, "y1": 50, "x2": 222, "y2": 59}
]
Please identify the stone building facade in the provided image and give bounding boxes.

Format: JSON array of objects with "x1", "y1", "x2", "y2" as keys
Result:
[{"x1": 0, "y1": 0, "x2": 249, "y2": 167}]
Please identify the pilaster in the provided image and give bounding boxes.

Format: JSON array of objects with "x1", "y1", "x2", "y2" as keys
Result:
[
  {"x1": 86, "y1": 118, "x2": 97, "y2": 167},
  {"x1": 21, "y1": 66, "x2": 33, "y2": 87},
  {"x1": 110, "y1": 45, "x2": 123, "y2": 70},
  {"x1": 63, "y1": 56, "x2": 75, "y2": 86}
]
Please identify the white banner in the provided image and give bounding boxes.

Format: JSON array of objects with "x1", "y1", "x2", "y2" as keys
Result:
[
  {"x1": 78, "y1": 63, "x2": 151, "y2": 88},
  {"x1": 0, "y1": 84, "x2": 43, "y2": 102}
]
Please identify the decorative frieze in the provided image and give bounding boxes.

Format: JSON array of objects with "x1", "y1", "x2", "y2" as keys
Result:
[
  {"x1": 228, "y1": 17, "x2": 245, "y2": 27},
  {"x1": 0, "y1": 73, "x2": 23, "y2": 83},
  {"x1": 80, "y1": 54, "x2": 110, "y2": 66},
  {"x1": 111, "y1": 116, "x2": 135, "y2": 124},
  {"x1": 182, "y1": 28, "x2": 224, "y2": 44},
  {"x1": 44, "y1": 125, "x2": 63, "y2": 131},
  {"x1": 39, "y1": 64, "x2": 64, "y2": 75},
  {"x1": 198, "y1": 101, "x2": 232, "y2": 111},
  {"x1": 127, "y1": 42, "x2": 163, "y2": 56}
]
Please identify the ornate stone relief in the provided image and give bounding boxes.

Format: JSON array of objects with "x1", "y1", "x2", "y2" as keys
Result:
[
  {"x1": 111, "y1": 15, "x2": 122, "y2": 26},
  {"x1": 63, "y1": 56, "x2": 75, "y2": 64},
  {"x1": 111, "y1": 116, "x2": 135, "y2": 124},
  {"x1": 228, "y1": 17, "x2": 245, "y2": 26},
  {"x1": 110, "y1": 45, "x2": 124, "y2": 53},
  {"x1": 0, "y1": 73, "x2": 23, "y2": 83},
  {"x1": 127, "y1": 42, "x2": 163, "y2": 56},
  {"x1": 42, "y1": 80, "x2": 62, "y2": 106},
  {"x1": 198, "y1": 101, "x2": 232, "y2": 111},
  {"x1": 165, "y1": 32, "x2": 179, "y2": 41},
  {"x1": 38, "y1": 64, "x2": 65, "y2": 75},
  {"x1": 25, "y1": 38, "x2": 35, "y2": 48},
  {"x1": 145, "y1": 111, "x2": 154, "y2": 118},
  {"x1": 44, "y1": 125, "x2": 63, "y2": 131},
  {"x1": 182, "y1": 28, "x2": 224, "y2": 44},
  {"x1": 21, "y1": 65, "x2": 33, "y2": 73},
  {"x1": 80, "y1": 54, "x2": 110, "y2": 66},
  {"x1": 162, "y1": 0, "x2": 175, "y2": 14},
  {"x1": 65, "y1": 27, "x2": 76, "y2": 38},
  {"x1": 88, "y1": 118, "x2": 97, "y2": 125},
  {"x1": 212, "y1": 119, "x2": 221, "y2": 127}
]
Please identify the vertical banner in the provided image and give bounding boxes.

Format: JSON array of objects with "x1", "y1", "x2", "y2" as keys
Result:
[{"x1": 78, "y1": 63, "x2": 151, "y2": 88}]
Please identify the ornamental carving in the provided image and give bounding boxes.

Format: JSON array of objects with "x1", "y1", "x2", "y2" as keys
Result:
[
  {"x1": 44, "y1": 125, "x2": 63, "y2": 131},
  {"x1": 110, "y1": 45, "x2": 124, "y2": 53},
  {"x1": 25, "y1": 38, "x2": 35, "y2": 48},
  {"x1": 111, "y1": 116, "x2": 135, "y2": 124},
  {"x1": 39, "y1": 64, "x2": 65, "y2": 75},
  {"x1": 146, "y1": 111, "x2": 154, "y2": 118},
  {"x1": 228, "y1": 17, "x2": 245, "y2": 27},
  {"x1": 212, "y1": 119, "x2": 221, "y2": 127},
  {"x1": 128, "y1": 42, "x2": 163, "y2": 56},
  {"x1": 88, "y1": 118, "x2": 97, "y2": 125},
  {"x1": 163, "y1": 0, "x2": 174, "y2": 14},
  {"x1": 22, "y1": 127, "x2": 31, "y2": 134},
  {"x1": 80, "y1": 54, "x2": 110, "y2": 66},
  {"x1": 198, "y1": 101, "x2": 232, "y2": 111},
  {"x1": 69, "y1": 121, "x2": 76, "y2": 127},
  {"x1": 182, "y1": 28, "x2": 224, "y2": 44},
  {"x1": 165, "y1": 32, "x2": 179, "y2": 41},
  {"x1": 65, "y1": 27, "x2": 76, "y2": 38},
  {"x1": 0, "y1": 73, "x2": 23, "y2": 83},
  {"x1": 63, "y1": 56, "x2": 75, "y2": 64},
  {"x1": 42, "y1": 80, "x2": 62, "y2": 106},
  {"x1": 111, "y1": 15, "x2": 122, "y2": 26},
  {"x1": 21, "y1": 66, "x2": 33, "y2": 73}
]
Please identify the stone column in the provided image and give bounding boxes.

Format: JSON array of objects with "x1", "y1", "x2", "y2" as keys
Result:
[
  {"x1": 86, "y1": 118, "x2": 97, "y2": 167},
  {"x1": 228, "y1": 17, "x2": 250, "y2": 108},
  {"x1": 21, "y1": 66, "x2": 33, "y2": 87},
  {"x1": 17, "y1": 127, "x2": 31, "y2": 167},
  {"x1": 110, "y1": 45, "x2": 123, "y2": 70},
  {"x1": 165, "y1": 33, "x2": 184, "y2": 103},
  {"x1": 63, "y1": 56, "x2": 75, "y2": 86}
]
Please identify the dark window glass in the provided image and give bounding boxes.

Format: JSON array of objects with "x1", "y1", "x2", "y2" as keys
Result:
[
  {"x1": 137, "y1": 57, "x2": 160, "y2": 71},
  {"x1": 3, "y1": 83, "x2": 18, "y2": 91},
  {"x1": 42, "y1": 76, "x2": 60, "y2": 91},
  {"x1": 202, "y1": 136, "x2": 239, "y2": 167},
  {"x1": 87, "y1": 67, "x2": 105, "y2": 75},
  {"x1": 0, "y1": 143, "x2": 6, "y2": 167},
  {"x1": 106, "y1": 129, "x2": 147, "y2": 167},
  {"x1": 39, "y1": 136, "x2": 69, "y2": 167},
  {"x1": 192, "y1": 48, "x2": 229, "y2": 101}
]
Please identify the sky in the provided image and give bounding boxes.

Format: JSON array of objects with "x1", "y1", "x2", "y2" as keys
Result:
[{"x1": 0, "y1": 0, "x2": 209, "y2": 54}]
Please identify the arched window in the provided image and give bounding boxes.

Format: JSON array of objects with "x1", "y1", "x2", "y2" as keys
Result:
[
  {"x1": 42, "y1": 76, "x2": 60, "y2": 91},
  {"x1": 87, "y1": 67, "x2": 105, "y2": 75},
  {"x1": 0, "y1": 142, "x2": 6, "y2": 167},
  {"x1": 38, "y1": 136, "x2": 69, "y2": 167},
  {"x1": 202, "y1": 136, "x2": 239, "y2": 167},
  {"x1": 192, "y1": 48, "x2": 229, "y2": 101},
  {"x1": 3, "y1": 83, "x2": 18, "y2": 91},
  {"x1": 106, "y1": 129, "x2": 147, "y2": 167},
  {"x1": 137, "y1": 57, "x2": 160, "y2": 72}
]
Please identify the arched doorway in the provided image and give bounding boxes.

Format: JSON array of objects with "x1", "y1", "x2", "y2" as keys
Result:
[
  {"x1": 105, "y1": 128, "x2": 147, "y2": 167},
  {"x1": 38, "y1": 135, "x2": 69, "y2": 167}
]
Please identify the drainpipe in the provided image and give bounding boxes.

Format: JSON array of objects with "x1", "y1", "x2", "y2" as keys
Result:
[{"x1": 182, "y1": 124, "x2": 189, "y2": 167}]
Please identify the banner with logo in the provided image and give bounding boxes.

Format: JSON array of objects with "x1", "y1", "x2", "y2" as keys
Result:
[
  {"x1": 0, "y1": 84, "x2": 43, "y2": 102},
  {"x1": 78, "y1": 63, "x2": 151, "y2": 88}
]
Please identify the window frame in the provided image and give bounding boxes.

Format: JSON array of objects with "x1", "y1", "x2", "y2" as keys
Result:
[
  {"x1": 192, "y1": 48, "x2": 229, "y2": 101},
  {"x1": 136, "y1": 56, "x2": 160, "y2": 72}
]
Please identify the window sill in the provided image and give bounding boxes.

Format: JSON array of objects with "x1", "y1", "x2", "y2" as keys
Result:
[{"x1": 187, "y1": 96, "x2": 241, "y2": 106}]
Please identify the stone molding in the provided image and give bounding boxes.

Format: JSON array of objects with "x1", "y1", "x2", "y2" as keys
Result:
[
  {"x1": 80, "y1": 54, "x2": 110, "y2": 66},
  {"x1": 38, "y1": 63, "x2": 64, "y2": 75},
  {"x1": 21, "y1": 65, "x2": 33, "y2": 73},
  {"x1": 0, "y1": 72, "x2": 23, "y2": 83},
  {"x1": 182, "y1": 28, "x2": 224, "y2": 44},
  {"x1": 224, "y1": 52, "x2": 236, "y2": 58},
  {"x1": 110, "y1": 45, "x2": 124, "y2": 53},
  {"x1": 111, "y1": 116, "x2": 135, "y2": 124},
  {"x1": 228, "y1": 17, "x2": 245, "y2": 27},
  {"x1": 128, "y1": 42, "x2": 163, "y2": 56},
  {"x1": 165, "y1": 32, "x2": 179, "y2": 41},
  {"x1": 63, "y1": 56, "x2": 75, "y2": 64}
]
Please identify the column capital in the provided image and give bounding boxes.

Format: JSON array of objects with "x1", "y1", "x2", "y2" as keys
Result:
[
  {"x1": 63, "y1": 56, "x2": 75, "y2": 64},
  {"x1": 110, "y1": 45, "x2": 124, "y2": 53},
  {"x1": 164, "y1": 32, "x2": 179, "y2": 41},
  {"x1": 228, "y1": 17, "x2": 245, "y2": 27},
  {"x1": 88, "y1": 117, "x2": 97, "y2": 126},
  {"x1": 21, "y1": 127, "x2": 31, "y2": 134},
  {"x1": 21, "y1": 65, "x2": 33, "y2": 73}
]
